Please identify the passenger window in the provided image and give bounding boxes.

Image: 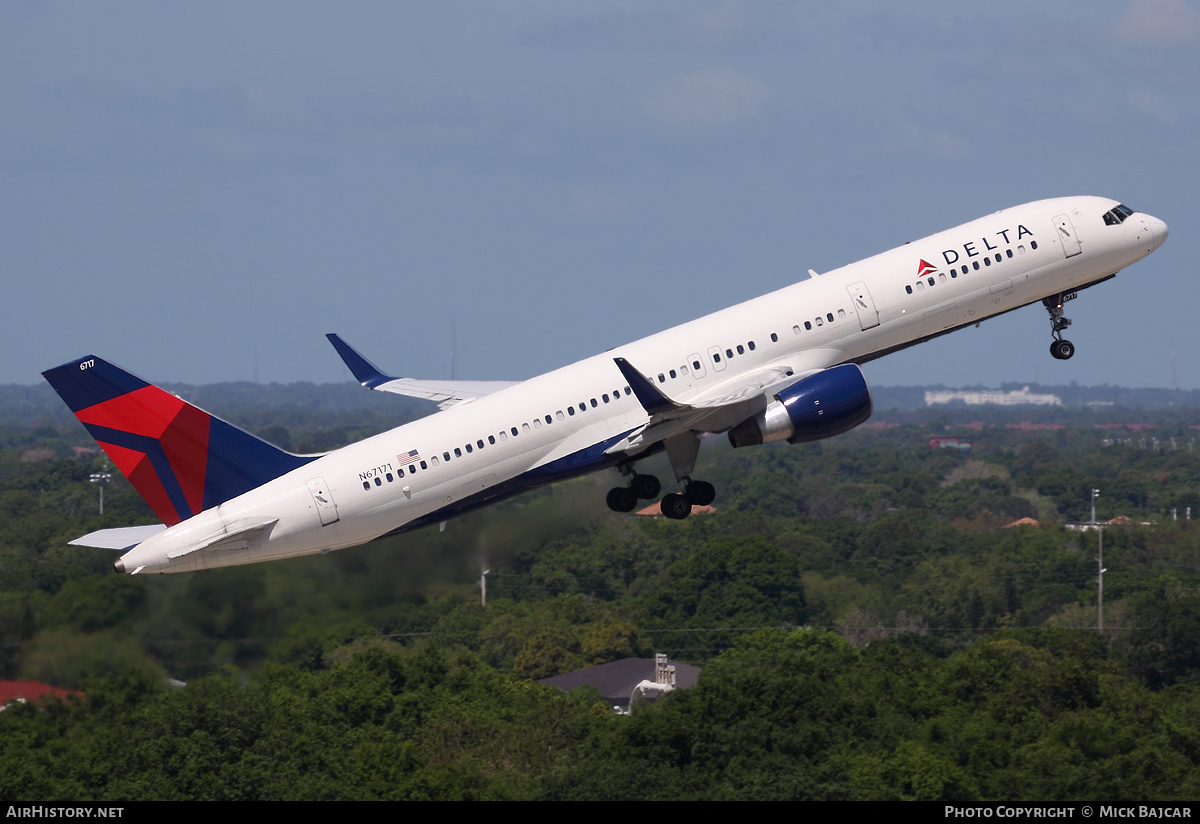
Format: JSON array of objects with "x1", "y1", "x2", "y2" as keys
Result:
[
  {"x1": 692, "y1": 360, "x2": 701, "y2": 370},
  {"x1": 602, "y1": 393, "x2": 610, "y2": 402},
  {"x1": 725, "y1": 349, "x2": 733, "y2": 359},
  {"x1": 443, "y1": 452, "x2": 451, "y2": 461},
  {"x1": 748, "y1": 341, "x2": 756, "y2": 350},
  {"x1": 916, "y1": 282, "x2": 925, "y2": 291},
  {"x1": 669, "y1": 370, "x2": 676, "y2": 379},
  {"x1": 386, "y1": 473, "x2": 393, "y2": 482},
  {"x1": 805, "y1": 321, "x2": 812, "y2": 330},
  {"x1": 567, "y1": 407, "x2": 575, "y2": 416},
  {"x1": 465, "y1": 444, "x2": 472, "y2": 453},
  {"x1": 736, "y1": 345, "x2": 744, "y2": 355},
  {"x1": 1006, "y1": 249, "x2": 1013, "y2": 258},
  {"x1": 545, "y1": 415, "x2": 552, "y2": 424},
  {"x1": 522, "y1": 423, "x2": 530, "y2": 433},
  {"x1": 713, "y1": 353, "x2": 721, "y2": 362},
  {"x1": 557, "y1": 410, "x2": 564, "y2": 420},
  {"x1": 973, "y1": 261, "x2": 980, "y2": 270},
  {"x1": 984, "y1": 257, "x2": 991, "y2": 267},
  {"x1": 533, "y1": 419, "x2": 541, "y2": 429},
  {"x1": 512, "y1": 427, "x2": 519, "y2": 436},
  {"x1": 938, "y1": 275, "x2": 946, "y2": 283},
  {"x1": 432, "y1": 456, "x2": 440, "y2": 466},
  {"x1": 362, "y1": 481, "x2": 370, "y2": 491},
  {"x1": 420, "y1": 460, "x2": 427, "y2": 469},
  {"x1": 477, "y1": 439, "x2": 485, "y2": 449},
  {"x1": 927, "y1": 278, "x2": 934, "y2": 286},
  {"x1": 591, "y1": 398, "x2": 598, "y2": 407},
  {"x1": 1031, "y1": 241, "x2": 1038, "y2": 250},
  {"x1": 658, "y1": 373, "x2": 665, "y2": 383},
  {"x1": 770, "y1": 333, "x2": 778, "y2": 342},
  {"x1": 498, "y1": 432, "x2": 506, "y2": 442},
  {"x1": 815, "y1": 317, "x2": 823, "y2": 326},
  {"x1": 793, "y1": 325, "x2": 801, "y2": 335},
  {"x1": 374, "y1": 477, "x2": 382, "y2": 487},
  {"x1": 906, "y1": 285, "x2": 913, "y2": 294},
  {"x1": 827, "y1": 313, "x2": 834, "y2": 322}
]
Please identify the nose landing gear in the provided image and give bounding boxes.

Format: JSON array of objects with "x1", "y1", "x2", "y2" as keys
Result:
[{"x1": 1044, "y1": 293, "x2": 1076, "y2": 360}]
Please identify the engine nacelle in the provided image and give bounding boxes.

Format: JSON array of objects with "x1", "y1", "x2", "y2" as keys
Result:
[{"x1": 728, "y1": 363, "x2": 873, "y2": 448}]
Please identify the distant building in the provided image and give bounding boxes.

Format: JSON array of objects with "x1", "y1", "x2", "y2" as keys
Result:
[
  {"x1": 925, "y1": 386, "x2": 1062, "y2": 407},
  {"x1": 539, "y1": 654, "x2": 701, "y2": 713},
  {"x1": 0, "y1": 681, "x2": 81, "y2": 711},
  {"x1": 928, "y1": 437, "x2": 971, "y2": 451}
]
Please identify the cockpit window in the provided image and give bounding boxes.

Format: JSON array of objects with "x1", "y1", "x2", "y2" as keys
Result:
[{"x1": 1103, "y1": 203, "x2": 1136, "y2": 226}]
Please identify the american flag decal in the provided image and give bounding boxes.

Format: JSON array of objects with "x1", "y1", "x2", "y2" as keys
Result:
[{"x1": 397, "y1": 449, "x2": 420, "y2": 466}]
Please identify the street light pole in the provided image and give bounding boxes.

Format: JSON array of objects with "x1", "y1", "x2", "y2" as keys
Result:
[{"x1": 89, "y1": 469, "x2": 112, "y2": 515}]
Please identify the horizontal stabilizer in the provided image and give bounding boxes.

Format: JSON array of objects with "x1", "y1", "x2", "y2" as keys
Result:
[
  {"x1": 70, "y1": 524, "x2": 167, "y2": 551},
  {"x1": 166, "y1": 519, "x2": 279, "y2": 560},
  {"x1": 326, "y1": 333, "x2": 518, "y2": 409}
]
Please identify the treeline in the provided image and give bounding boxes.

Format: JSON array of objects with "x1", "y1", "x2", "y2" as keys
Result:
[{"x1": 3, "y1": 412, "x2": 1200, "y2": 799}]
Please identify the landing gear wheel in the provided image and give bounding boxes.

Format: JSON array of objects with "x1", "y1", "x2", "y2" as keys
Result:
[
  {"x1": 660, "y1": 493, "x2": 693, "y2": 520},
  {"x1": 632, "y1": 474, "x2": 661, "y2": 500},
  {"x1": 606, "y1": 487, "x2": 638, "y2": 513},
  {"x1": 686, "y1": 480, "x2": 716, "y2": 507},
  {"x1": 1050, "y1": 339, "x2": 1075, "y2": 360}
]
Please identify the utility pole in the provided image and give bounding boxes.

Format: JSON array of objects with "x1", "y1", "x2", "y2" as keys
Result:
[{"x1": 1092, "y1": 488, "x2": 1105, "y2": 633}]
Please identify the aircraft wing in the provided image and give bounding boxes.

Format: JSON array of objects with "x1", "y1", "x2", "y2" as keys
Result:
[
  {"x1": 605, "y1": 350, "x2": 846, "y2": 456},
  {"x1": 327, "y1": 334, "x2": 519, "y2": 410}
]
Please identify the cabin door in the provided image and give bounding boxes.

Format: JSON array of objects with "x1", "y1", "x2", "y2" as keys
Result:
[
  {"x1": 306, "y1": 477, "x2": 340, "y2": 526},
  {"x1": 847, "y1": 282, "x2": 880, "y2": 330}
]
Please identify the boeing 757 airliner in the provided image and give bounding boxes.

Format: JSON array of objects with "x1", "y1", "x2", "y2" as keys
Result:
[{"x1": 44, "y1": 197, "x2": 1167, "y2": 574}]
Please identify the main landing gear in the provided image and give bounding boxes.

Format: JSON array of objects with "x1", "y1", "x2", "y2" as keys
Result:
[
  {"x1": 1044, "y1": 293, "x2": 1076, "y2": 360},
  {"x1": 606, "y1": 434, "x2": 717, "y2": 519},
  {"x1": 605, "y1": 470, "x2": 659, "y2": 513}
]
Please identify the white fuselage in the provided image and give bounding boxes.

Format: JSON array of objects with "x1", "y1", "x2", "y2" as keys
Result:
[{"x1": 122, "y1": 196, "x2": 1167, "y2": 573}]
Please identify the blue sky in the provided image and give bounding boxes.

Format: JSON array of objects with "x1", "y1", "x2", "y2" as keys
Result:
[{"x1": 3, "y1": 1, "x2": 1196, "y2": 389}]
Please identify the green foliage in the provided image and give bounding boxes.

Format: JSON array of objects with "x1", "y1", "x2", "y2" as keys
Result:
[{"x1": 3, "y1": 402, "x2": 1200, "y2": 798}]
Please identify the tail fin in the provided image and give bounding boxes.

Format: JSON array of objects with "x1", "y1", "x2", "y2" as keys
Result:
[{"x1": 43, "y1": 356, "x2": 314, "y2": 526}]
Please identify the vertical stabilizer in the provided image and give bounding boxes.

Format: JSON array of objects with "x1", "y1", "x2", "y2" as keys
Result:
[{"x1": 43, "y1": 356, "x2": 314, "y2": 526}]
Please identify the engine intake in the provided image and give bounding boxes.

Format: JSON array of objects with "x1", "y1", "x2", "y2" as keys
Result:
[{"x1": 728, "y1": 364, "x2": 873, "y2": 448}]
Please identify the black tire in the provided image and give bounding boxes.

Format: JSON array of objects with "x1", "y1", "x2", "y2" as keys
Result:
[
  {"x1": 1051, "y1": 339, "x2": 1075, "y2": 360},
  {"x1": 686, "y1": 480, "x2": 716, "y2": 507},
  {"x1": 660, "y1": 493, "x2": 692, "y2": 520},
  {"x1": 607, "y1": 487, "x2": 637, "y2": 512},
  {"x1": 632, "y1": 474, "x2": 661, "y2": 500}
]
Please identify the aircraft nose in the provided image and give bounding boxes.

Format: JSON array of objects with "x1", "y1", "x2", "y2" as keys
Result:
[{"x1": 1145, "y1": 213, "x2": 1168, "y2": 251}]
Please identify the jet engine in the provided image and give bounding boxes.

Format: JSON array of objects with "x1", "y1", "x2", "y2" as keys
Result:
[{"x1": 728, "y1": 363, "x2": 873, "y2": 448}]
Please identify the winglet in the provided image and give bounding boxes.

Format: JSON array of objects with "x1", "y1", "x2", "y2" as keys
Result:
[
  {"x1": 326, "y1": 334, "x2": 396, "y2": 389},
  {"x1": 613, "y1": 358, "x2": 682, "y2": 416}
]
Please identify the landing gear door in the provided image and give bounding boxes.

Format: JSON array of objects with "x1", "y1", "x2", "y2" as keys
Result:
[
  {"x1": 306, "y1": 477, "x2": 340, "y2": 526},
  {"x1": 847, "y1": 282, "x2": 880, "y2": 330},
  {"x1": 1053, "y1": 213, "x2": 1082, "y2": 258}
]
